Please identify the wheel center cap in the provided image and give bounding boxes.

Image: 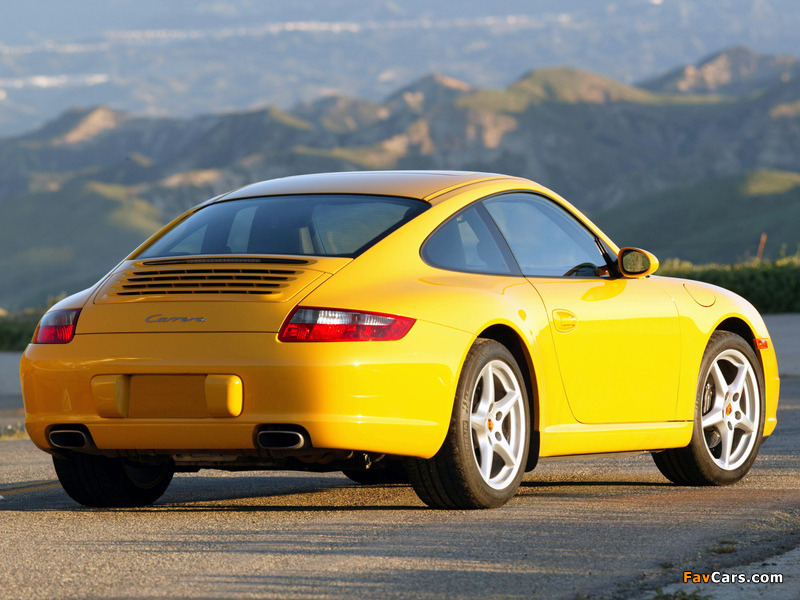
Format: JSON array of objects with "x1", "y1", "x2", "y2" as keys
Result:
[
  {"x1": 487, "y1": 418, "x2": 494, "y2": 432},
  {"x1": 725, "y1": 403, "x2": 733, "y2": 417}
]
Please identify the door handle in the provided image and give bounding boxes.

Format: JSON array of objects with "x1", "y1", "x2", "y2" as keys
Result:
[{"x1": 553, "y1": 309, "x2": 578, "y2": 333}]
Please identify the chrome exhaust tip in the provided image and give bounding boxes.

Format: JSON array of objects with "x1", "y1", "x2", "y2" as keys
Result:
[
  {"x1": 257, "y1": 430, "x2": 307, "y2": 450},
  {"x1": 49, "y1": 429, "x2": 90, "y2": 449}
]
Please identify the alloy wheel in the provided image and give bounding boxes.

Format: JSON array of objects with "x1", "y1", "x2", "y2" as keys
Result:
[
  {"x1": 469, "y1": 359, "x2": 526, "y2": 490},
  {"x1": 700, "y1": 348, "x2": 760, "y2": 471}
]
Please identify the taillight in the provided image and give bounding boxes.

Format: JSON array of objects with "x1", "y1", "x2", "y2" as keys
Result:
[
  {"x1": 32, "y1": 309, "x2": 81, "y2": 344},
  {"x1": 278, "y1": 307, "x2": 415, "y2": 342}
]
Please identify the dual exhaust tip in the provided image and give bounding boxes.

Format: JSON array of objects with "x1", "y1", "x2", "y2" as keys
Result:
[
  {"x1": 49, "y1": 428, "x2": 93, "y2": 450},
  {"x1": 256, "y1": 429, "x2": 308, "y2": 450},
  {"x1": 48, "y1": 427, "x2": 309, "y2": 451}
]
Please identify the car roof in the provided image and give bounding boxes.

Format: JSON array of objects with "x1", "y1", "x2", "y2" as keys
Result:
[{"x1": 213, "y1": 171, "x2": 526, "y2": 204}]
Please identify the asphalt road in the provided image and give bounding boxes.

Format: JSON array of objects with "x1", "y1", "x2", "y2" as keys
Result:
[
  {"x1": 0, "y1": 379, "x2": 798, "y2": 600},
  {"x1": 1, "y1": 315, "x2": 799, "y2": 599}
]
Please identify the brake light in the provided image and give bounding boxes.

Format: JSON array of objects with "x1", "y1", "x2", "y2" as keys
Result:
[
  {"x1": 278, "y1": 307, "x2": 415, "y2": 342},
  {"x1": 32, "y1": 309, "x2": 82, "y2": 344}
]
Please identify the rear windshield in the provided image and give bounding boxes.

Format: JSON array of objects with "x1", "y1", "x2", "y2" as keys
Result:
[{"x1": 137, "y1": 194, "x2": 429, "y2": 259}]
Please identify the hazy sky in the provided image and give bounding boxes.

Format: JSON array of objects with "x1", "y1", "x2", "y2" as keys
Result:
[
  {"x1": 3, "y1": 0, "x2": 800, "y2": 134},
  {"x1": 3, "y1": 0, "x2": 799, "y2": 54}
]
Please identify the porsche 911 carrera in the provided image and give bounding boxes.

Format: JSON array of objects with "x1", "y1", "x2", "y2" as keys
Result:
[{"x1": 20, "y1": 171, "x2": 780, "y2": 509}]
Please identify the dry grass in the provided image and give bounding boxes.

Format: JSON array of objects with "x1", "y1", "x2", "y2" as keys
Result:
[{"x1": 0, "y1": 423, "x2": 28, "y2": 440}]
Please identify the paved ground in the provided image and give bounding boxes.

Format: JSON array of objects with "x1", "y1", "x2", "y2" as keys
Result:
[
  {"x1": 763, "y1": 314, "x2": 800, "y2": 377},
  {"x1": 1, "y1": 316, "x2": 798, "y2": 599},
  {"x1": 0, "y1": 351, "x2": 22, "y2": 431},
  {"x1": 0, "y1": 382, "x2": 797, "y2": 599}
]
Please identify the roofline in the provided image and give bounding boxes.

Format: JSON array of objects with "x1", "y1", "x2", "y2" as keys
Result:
[{"x1": 204, "y1": 171, "x2": 518, "y2": 205}]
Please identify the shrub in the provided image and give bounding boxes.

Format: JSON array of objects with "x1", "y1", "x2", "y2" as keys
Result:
[{"x1": 0, "y1": 312, "x2": 42, "y2": 351}]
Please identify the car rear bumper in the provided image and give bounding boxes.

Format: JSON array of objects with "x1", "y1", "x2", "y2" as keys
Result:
[{"x1": 21, "y1": 323, "x2": 470, "y2": 459}]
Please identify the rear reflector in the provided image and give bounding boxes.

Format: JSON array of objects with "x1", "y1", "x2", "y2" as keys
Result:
[
  {"x1": 278, "y1": 307, "x2": 414, "y2": 342},
  {"x1": 32, "y1": 309, "x2": 81, "y2": 344},
  {"x1": 755, "y1": 338, "x2": 769, "y2": 350}
]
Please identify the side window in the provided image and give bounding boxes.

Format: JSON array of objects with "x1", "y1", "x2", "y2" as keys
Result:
[
  {"x1": 422, "y1": 205, "x2": 519, "y2": 275},
  {"x1": 170, "y1": 225, "x2": 207, "y2": 255},
  {"x1": 226, "y1": 205, "x2": 257, "y2": 253},
  {"x1": 483, "y1": 193, "x2": 610, "y2": 278}
]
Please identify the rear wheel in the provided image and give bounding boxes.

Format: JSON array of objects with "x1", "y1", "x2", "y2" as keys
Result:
[
  {"x1": 406, "y1": 339, "x2": 530, "y2": 509},
  {"x1": 53, "y1": 453, "x2": 174, "y2": 507},
  {"x1": 653, "y1": 331, "x2": 764, "y2": 485}
]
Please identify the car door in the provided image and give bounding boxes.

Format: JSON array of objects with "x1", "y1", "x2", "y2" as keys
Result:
[{"x1": 482, "y1": 192, "x2": 681, "y2": 424}]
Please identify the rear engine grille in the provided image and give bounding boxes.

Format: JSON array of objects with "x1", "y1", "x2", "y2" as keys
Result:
[{"x1": 109, "y1": 267, "x2": 301, "y2": 297}]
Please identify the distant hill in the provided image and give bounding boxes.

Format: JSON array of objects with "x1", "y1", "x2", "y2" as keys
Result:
[
  {"x1": 3, "y1": 0, "x2": 800, "y2": 136},
  {"x1": 592, "y1": 170, "x2": 800, "y2": 264},
  {"x1": 0, "y1": 181, "x2": 162, "y2": 308},
  {"x1": 640, "y1": 46, "x2": 800, "y2": 96},
  {"x1": 1, "y1": 48, "x2": 800, "y2": 309}
]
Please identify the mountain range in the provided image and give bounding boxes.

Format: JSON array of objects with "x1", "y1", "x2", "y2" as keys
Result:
[
  {"x1": 3, "y1": 0, "x2": 800, "y2": 136},
  {"x1": 1, "y1": 45, "x2": 799, "y2": 309}
]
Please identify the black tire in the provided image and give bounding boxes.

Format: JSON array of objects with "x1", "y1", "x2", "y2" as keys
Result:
[
  {"x1": 53, "y1": 453, "x2": 174, "y2": 507},
  {"x1": 406, "y1": 339, "x2": 530, "y2": 509},
  {"x1": 652, "y1": 331, "x2": 765, "y2": 486},
  {"x1": 342, "y1": 462, "x2": 409, "y2": 485}
]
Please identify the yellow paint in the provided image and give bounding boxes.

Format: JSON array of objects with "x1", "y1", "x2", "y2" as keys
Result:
[
  {"x1": 683, "y1": 282, "x2": 716, "y2": 307},
  {"x1": 91, "y1": 374, "x2": 129, "y2": 418},
  {"x1": 534, "y1": 277, "x2": 681, "y2": 424},
  {"x1": 205, "y1": 375, "x2": 243, "y2": 418},
  {"x1": 0, "y1": 481, "x2": 62, "y2": 497},
  {"x1": 21, "y1": 171, "x2": 780, "y2": 465},
  {"x1": 552, "y1": 309, "x2": 577, "y2": 333},
  {"x1": 128, "y1": 375, "x2": 207, "y2": 418}
]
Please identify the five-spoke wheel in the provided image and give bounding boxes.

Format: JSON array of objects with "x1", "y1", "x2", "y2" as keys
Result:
[
  {"x1": 469, "y1": 359, "x2": 527, "y2": 490},
  {"x1": 653, "y1": 331, "x2": 765, "y2": 485},
  {"x1": 406, "y1": 339, "x2": 530, "y2": 509},
  {"x1": 699, "y1": 347, "x2": 760, "y2": 471}
]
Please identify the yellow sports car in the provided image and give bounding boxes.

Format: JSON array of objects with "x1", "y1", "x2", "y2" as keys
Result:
[{"x1": 21, "y1": 171, "x2": 779, "y2": 509}]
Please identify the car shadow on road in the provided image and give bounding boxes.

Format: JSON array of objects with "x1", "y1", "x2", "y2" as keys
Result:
[
  {"x1": 2, "y1": 474, "x2": 682, "y2": 513},
  {"x1": 520, "y1": 480, "x2": 673, "y2": 488},
  {"x1": 516, "y1": 478, "x2": 675, "y2": 499},
  {"x1": 0, "y1": 474, "x2": 429, "y2": 512}
]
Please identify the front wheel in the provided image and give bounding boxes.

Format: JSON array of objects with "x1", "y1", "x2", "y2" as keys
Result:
[
  {"x1": 653, "y1": 331, "x2": 765, "y2": 485},
  {"x1": 406, "y1": 339, "x2": 530, "y2": 509},
  {"x1": 53, "y1": 453, "x2": 174, "y2": 507}
]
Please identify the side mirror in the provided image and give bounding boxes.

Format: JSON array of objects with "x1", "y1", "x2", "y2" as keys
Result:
[{"x1": 618, "y1": 248, "x2": 659, "y2": 278}]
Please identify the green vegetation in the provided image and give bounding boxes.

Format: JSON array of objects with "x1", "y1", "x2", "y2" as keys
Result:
[
  {"x1": 458, "y1": 67, "x2": 726, "y2": 113},
  {"x1": 659, "y1": 256, "x2": 800, "y2": 314},
  {"x1": 0, "y1": 181, "x2": 164, "y2": 310},
  {"x1": 707, "y1": 540, "x2": 738, "y2": 554},
  {"x1": 0, "y1": 310, "x2": 42, "y2": 351},
  {"x1": 595, "y1": 170, "x2": 800, "y2": 265},
  {"x1": 294, "y1": 144, "x2": 400, "y2": 170},
  {"x1": 0, "y1": 423, "x2": 28, "y2": 440},
  {"x1": 742, "y1": 169, "x2": 800, "y2": 196},
  {"x1": 266, "y1": 107, "x2": 315, "y2": 131}
]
